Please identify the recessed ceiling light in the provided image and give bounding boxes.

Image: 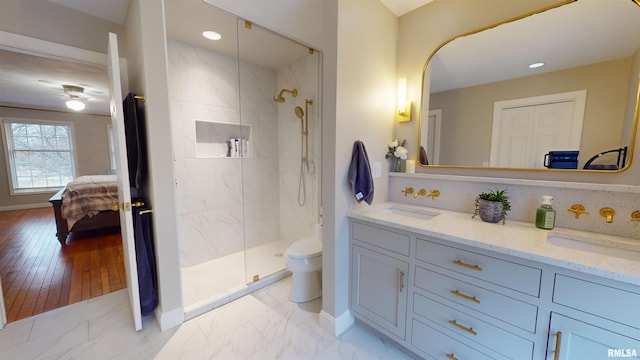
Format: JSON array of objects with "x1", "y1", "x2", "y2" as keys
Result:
[
  {"x1": 202, "y1": 31, "x2": 222, "y2": 41},
  {"x1": 529, "y1": 62, "x2": 545, "y2": 69}
]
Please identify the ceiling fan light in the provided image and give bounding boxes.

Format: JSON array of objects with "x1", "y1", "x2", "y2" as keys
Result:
[{"x1": 66, "y1": 99, "x2": 85, "y2": 111}]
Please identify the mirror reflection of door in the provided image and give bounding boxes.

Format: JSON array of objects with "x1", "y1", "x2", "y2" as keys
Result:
[
  {"x1": 490, "y1": 91, "x2": 586, "y2": 168},
  {"x1": 426, "y1": 109, "x2": 441, "y2": 165}
]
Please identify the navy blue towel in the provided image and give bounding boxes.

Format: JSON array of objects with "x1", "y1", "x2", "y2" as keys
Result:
[
  {"x1": 349, "y1": 140, "x2": 374, "y2": 205},
  {"x1": 134, "y1": 208, "x2": 158, "y2": 317}
]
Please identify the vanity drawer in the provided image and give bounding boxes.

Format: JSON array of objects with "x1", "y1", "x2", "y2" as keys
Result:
[
  {"x1": 416, "y1": 238, "x2": 541, "y2": 296},
  {"x1": 411, "y1": 319, "x2": 499, "y2": 360},
  {"x1": 414, "y1": 266, "x2": 538, "y2": 333},
  {"x1": 553, "y1": 274, "x2": 640, "y2": 329},
  {"x1": 352, "y1": 221, "x2": 410, "y2": 256},
  {"x1": 413, "y1": 293, "x2": 534, "y2": 360}
]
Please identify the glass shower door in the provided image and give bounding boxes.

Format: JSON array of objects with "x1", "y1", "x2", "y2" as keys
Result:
[{"x1": 236, "y1": 19, "x2": 321, "y2": 284}]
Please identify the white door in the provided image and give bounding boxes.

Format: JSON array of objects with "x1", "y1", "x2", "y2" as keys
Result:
[
  {"x1": 426, "y1": 109, "x2": 441, "y2": 165},
  {"x1": 0, "y1": 276, "x2": 6, "y2": 329},
  {"x1": 108, "y1": 32, "x2": 142, "y2": 331},
  {"x1": 490, "y1": 91, "x2": 586, "y2": 168}
]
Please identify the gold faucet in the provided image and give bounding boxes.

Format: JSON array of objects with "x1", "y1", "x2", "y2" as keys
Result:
[
  {"x1": 599, "y1": 207, "x2": 615, "y2": 223},
  {"x1": 401, "y1": 187, "x2": 414, "y2": 197},
  {"x1": 631, "y1": 211, "x2": 640, "y2": 221},
  {"x1": 428, "y1": 190, "x2": 440, "y2": 200},
  {"x1": 414, "y1": 188, "x2": 427, "y2": 198},
  {"x1": 568, "y1": 204, "x2": 589, "y2": 219}
]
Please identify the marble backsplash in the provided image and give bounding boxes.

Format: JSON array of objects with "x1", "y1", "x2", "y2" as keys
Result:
[{"x1": 389, "y1": 173, "x2": 640, "y2": 239}]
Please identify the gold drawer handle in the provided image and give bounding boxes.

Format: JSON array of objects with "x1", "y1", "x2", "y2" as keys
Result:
[
  {"x1": 448, "y1": 320, "x2": 477, "y2": 336},
  {"x1": 451, "y1": 290, "x2": 480, "y2": 303},
  {"x1": 452, "y1": 259, "x2": 483, "y2": 272},
  {"x1": 554, "y1": 331, "x2": 562, "y2": 360},
  {"x1": 399, "y1": 270, "x2": 405, "y2": 293},
  {"x1": 446, "y1": 353, "x2": 458, "y2": 360}
]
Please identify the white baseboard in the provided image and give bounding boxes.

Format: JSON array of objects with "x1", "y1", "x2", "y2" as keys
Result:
[
  {"x1": 155, "y1": 306, "x2": 184, "y2": 332},
  {"x1": 319, "y1": 309, "x2": 354, "y2": 337},
  {"x1": 0, "y1": 203, "x2": 50, "y2": 212}
]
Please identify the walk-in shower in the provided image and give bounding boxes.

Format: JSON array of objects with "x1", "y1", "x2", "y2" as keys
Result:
[{"x1": 167, "y1": 5, "x2": 321, "y2": 320}]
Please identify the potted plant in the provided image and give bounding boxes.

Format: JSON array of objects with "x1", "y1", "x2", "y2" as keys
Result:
[{"x1": 473, "y1": 189, "x2": 511, "y2": 224}]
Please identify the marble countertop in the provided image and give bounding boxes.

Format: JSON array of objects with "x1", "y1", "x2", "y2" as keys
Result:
[{"x1": 347, "y1": 202, "x2": 640, "y2": 286}]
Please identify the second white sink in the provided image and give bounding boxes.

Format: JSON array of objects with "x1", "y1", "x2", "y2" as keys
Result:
[{"x1": 547, "y1": 231, "x2": 640, "y2": 262}]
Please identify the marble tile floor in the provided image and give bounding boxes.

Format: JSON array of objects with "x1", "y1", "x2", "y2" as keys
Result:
[{"x1": 0, "y1": 276, "x2": 416, "y2": 359}]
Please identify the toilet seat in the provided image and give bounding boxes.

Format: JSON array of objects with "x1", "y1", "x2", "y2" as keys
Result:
[{"x1": 286, "y1": 238, "x2": 322, "y2": 259}]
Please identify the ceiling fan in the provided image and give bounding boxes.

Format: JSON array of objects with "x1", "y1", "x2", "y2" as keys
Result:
[{"x1": 61, "y1": 84, "x2": 88, "y2": 111}]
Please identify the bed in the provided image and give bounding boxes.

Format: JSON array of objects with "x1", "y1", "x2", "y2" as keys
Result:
[{"x1": 48, "y1": 175, "x2": 120, "y2": 245}]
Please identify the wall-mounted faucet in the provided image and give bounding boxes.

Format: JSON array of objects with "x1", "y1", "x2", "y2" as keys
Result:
[
  {"x1": 401, "y1": 187, "x2": 414, "y2": 197},
  {"x1": 631, "y1": 211, "x2": 640, "y2": 221},
  {"x1": 599, "y1": 207, "x2": 615, "y2": 223},
  {"x1": 568, "y1": 204, "x2": 589, "y2": 219},
  {"x1": 428, "y1": 190, "x2": 440, "y2": 200},
  {"x1": 414, "y1": 188, "x2": 427, "y2": 198}
]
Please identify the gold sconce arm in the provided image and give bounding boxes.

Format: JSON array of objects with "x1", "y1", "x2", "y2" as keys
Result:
[{"x1": 568, "y1": 204, "x2": 589, "y2": 219}]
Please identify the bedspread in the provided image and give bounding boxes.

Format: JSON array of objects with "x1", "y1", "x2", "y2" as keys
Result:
[{"x1": 61, "y1": 175, "x2": 119, "y2": 229}]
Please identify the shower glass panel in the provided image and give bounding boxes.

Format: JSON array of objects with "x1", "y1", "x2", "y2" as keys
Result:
[
  {"x1": 166, "y1": 0, "x2": 321, "y2": 317},
  {"x1": 237, "y1": 20, "x2": 321, "y2": 284}
]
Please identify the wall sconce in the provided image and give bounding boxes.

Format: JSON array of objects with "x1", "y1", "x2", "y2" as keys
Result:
[{"x1": 396, "y1": 78, "x2": 411, "y2": 122}]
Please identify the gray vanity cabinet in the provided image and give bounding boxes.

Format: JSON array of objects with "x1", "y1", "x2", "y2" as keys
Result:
[
  {"x1": 548, "y1": 274, "x2": 640, "y2": 360},
  {"x1": 348, "y1": 218, "x2": 640, "y2": 360},
  {"x1": 350, "y1": 221, "x2": 410, "y2": 341}
]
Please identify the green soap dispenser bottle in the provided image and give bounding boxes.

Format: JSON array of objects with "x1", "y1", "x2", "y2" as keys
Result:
[{"x1": 535, "y1": 195, "x2": 556, "y2": 230}]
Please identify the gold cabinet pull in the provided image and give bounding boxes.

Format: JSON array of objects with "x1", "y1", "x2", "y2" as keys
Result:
[
  {"x1": 451, "y1": 290, "x2": 480, "y2": 303},
  {"x1": 554, "y1": 331, "x2": 562, "y2": 360},
  {"x1": 399, "y1": 270, "x2": 405, "y2": 293},
  {"x1": 446, "y1": 353, "x2": 458, "y2": 360},
  {"x1": 452, "y1": 259, "x2": 483, "y2": 272},
  {"x1": 448, "y1": 320, "x2": 477, "y2": 336}
]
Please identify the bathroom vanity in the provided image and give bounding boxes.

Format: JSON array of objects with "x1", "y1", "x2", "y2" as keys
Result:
[{"x1": 348, "y1": 203, "x2": 640, "y2": 360}]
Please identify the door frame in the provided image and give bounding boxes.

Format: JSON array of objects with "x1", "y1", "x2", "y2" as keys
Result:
[
  {"x1": 490, "y1": 90, "x2": 587, "y2": 167},
  {"x1": 0, "y1": 30, "x2": 129, "y2": 327}
]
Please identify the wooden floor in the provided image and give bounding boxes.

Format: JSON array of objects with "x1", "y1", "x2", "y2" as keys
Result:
[{"x1": 0, "y1": 207, "x2": 126, "y2": 323}]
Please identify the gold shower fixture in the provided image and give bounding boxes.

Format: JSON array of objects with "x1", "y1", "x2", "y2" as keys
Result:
[{"x1": 273, "y1": 88, "x2": 298, "y2": 103}]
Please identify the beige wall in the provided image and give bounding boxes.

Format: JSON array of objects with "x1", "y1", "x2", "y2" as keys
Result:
[
  {"x1": 396, "y1": 0, "x2": 640, "y2": 184},
  {"x1": 0, "y1": 107, "x2": 111, "y2": 209},
  {"x1": 622, "y1": 47, "x2": 640, "y2": 147},
  {"x1": 430, "y1": 57, "x2": 631, "y2": 167},
  {"x1": 0, "y1": 0, "x2": 123, "y2": 54}
]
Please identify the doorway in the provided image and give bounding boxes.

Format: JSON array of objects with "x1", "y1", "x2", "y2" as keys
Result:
[{"x1": 0, "y1": 31, "x2": 127, "y2": 326}]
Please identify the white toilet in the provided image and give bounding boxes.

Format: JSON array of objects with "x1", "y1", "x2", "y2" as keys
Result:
[{"x1": 285, "y1": 237, "x2": 322, "y2": 303}]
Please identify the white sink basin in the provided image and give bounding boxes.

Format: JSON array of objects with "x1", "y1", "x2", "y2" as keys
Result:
[
  {"x1": 547, "y1": 231, "x2": 640, "y2": 262},
  {"x1": 379, "y1": 206, "x2": 440, "y2": 220}
]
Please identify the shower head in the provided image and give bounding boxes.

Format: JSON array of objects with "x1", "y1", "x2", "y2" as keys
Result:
[
  {"x1": 294, "y1": 106, "x2": 304, "y2": 119},
  {"x1": 273, "y1": 88, "x2": 298, "y2": 103}
]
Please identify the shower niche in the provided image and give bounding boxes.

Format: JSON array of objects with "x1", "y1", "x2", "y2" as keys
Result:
[{"x1": 195, "y1": 120, "x2": 251, "y2": 158}]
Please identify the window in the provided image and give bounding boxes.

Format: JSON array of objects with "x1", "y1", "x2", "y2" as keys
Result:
[{"x1": 2, "y1": 119, "x2": 76, "y2": 193}]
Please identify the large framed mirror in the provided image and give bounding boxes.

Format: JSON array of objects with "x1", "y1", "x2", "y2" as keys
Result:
[{"x1": 418, "y1": 0, "x2": 640, "y2": 172}]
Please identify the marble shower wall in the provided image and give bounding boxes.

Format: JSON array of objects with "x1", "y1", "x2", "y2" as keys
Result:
[
  {"x1": 276, "y1": 54, "x2": 320, "y2": 244},
  {"x1": 168, "y1": 39, "x2": 320, "y2": 268},
  {"x1": 168, "y1": 39, "x2": 279, "y2": 268}
]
